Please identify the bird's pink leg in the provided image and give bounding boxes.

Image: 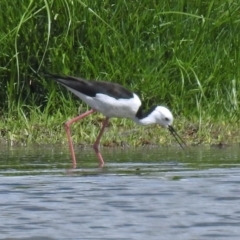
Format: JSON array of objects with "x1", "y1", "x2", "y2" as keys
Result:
[
  {"x1": 93, "y1": 117, "x2": 109, "y2": 168},
  {"x1": 64, "y1": 109, "x2": 95, "y2": 168}
]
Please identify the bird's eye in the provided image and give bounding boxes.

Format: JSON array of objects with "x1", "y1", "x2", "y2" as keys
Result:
[{"x1": 165, "y1": 117, "x2": 169, "y2": 121}]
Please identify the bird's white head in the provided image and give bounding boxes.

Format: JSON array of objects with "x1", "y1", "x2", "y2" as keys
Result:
[
  {"x1": 134, "y1": 105, "x2": 186, "y2": 149},
  {"x1": 154, "y1": 106, "x2": 174, "y2": 128},
  {"x1": 134, "y1": 105, "x2": 174, "y2": 127}
]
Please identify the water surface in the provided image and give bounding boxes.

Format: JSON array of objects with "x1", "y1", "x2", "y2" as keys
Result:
[{"x1": 0, "y1": 145, "x2": 240, "y2": 239}]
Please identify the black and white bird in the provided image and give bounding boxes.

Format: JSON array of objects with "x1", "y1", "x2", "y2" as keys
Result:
[{"x1": 43, "y1": 73, "x2": 186, "y2": 168}]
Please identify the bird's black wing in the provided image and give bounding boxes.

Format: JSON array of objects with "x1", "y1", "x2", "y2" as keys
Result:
[{"x1": 43, "y1": 73, "x2": 134, "y2": 99}]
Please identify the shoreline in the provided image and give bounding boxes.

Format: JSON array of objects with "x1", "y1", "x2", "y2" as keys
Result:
[{"x1": 1, "y1": 116, "x2": 239, "y2": 147}]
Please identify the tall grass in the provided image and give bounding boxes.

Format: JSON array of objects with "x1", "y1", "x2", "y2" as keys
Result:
[{"x1": 0, "y1": 0, "x2": 239, "y2": 144}]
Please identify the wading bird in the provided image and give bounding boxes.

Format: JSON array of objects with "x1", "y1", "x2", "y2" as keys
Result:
[{"x1": 43, "y1": 73, "x2": 186, "y2": 168}]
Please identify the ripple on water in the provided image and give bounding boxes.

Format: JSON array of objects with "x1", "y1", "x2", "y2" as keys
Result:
[{"x1": 0, "y1": 145, "x2": 240, "y2": 239}]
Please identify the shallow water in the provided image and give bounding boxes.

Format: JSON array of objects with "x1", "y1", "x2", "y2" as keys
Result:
[{"x1": 1, "y1": 145, "x2": 240, "y2": 239}]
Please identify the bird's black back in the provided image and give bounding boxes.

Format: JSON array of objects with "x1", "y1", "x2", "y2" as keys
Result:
[{"x1": 43, "y1": 73, "x2": 134, "y2": 99}]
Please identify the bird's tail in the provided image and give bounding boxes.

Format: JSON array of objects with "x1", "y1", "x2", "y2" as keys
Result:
[
  {"x1": 41, "y1": 72, "x2": 80, "y2": 82},
  {"x1": 41, "y1": 72, "x2": 63, "y2": 80}
]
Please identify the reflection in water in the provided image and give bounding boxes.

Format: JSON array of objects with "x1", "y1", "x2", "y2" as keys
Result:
[
  {"x1": 1, "y1": 145, "x2": 240, "y2": 172},
  {"x1": 0, "y1": 145, "x2": 240, "y2": 239}
]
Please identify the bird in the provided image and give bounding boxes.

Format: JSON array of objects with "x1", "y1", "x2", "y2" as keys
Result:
[{"x1": 43, "y1": 73, "x2": 186, "y2": 168}]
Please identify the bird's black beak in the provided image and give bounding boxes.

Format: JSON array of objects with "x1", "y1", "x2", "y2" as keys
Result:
[{"x1": 168, "y1": 125, "x2": 187, "y2": 150}]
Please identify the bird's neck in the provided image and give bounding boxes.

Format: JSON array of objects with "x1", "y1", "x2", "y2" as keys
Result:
[{"x1": 133, "y1": 106, "x2": 158, "y2": 125}]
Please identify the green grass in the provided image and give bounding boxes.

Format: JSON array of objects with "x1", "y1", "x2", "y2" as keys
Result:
[{"x1": 0, "y1": 0, "x2": 239, "y2": 146}]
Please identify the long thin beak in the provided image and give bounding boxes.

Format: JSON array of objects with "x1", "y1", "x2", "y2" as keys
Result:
[{"x1": 168, "y1": 125, "x2": 187, "y2": 150}]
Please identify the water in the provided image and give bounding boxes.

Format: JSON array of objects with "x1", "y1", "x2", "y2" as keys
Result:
[{"x1": 1, "y1": 145, "x2": 240, "y2": 239}]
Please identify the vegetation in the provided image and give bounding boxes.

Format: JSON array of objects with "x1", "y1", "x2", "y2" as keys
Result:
[{"x1": 0, "y1": 0, "x2": 239, "y2": 146}]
